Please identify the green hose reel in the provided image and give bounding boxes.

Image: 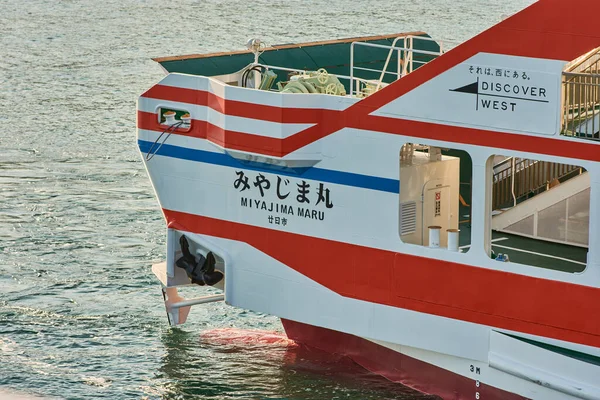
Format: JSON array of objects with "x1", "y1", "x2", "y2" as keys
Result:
[{"x1": 280, "y1": 68, "x2": 346, "y2": 96}]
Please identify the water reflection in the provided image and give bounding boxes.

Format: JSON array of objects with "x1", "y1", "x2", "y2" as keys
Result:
[{"x1": 158, "y1": 327, "x2": 434, "y2": 399}]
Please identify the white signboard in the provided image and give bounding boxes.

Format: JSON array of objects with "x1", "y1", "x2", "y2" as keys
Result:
[{"x1": 373, "y1": 53, "x2": 565, "y2": 136}]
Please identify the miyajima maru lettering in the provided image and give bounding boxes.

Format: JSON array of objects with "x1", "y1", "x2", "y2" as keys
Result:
[
  {"x1": 298, "y1": 208, "x2": 325, "y2": 221},
  {"x1": 240, "y1": 198, "x2": 295, "y2": 215},
  {"x1": 234, "y1": 170, "x2": 334, "y2": 226}
]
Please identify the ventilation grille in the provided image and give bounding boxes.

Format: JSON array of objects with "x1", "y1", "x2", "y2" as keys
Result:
[{"x1": 400, "y1": 201, "x2": 417, "y2": 236}]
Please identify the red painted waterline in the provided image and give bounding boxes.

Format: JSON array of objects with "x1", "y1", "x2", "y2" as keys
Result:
[{"x1": 282, "y1": 319, "x2": 527, "y2": 400}]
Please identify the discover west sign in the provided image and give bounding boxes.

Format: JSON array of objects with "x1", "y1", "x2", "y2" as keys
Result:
[
  {"x1": 373, "y1": 53, "x2": 563, "y2": 136},
  {"x1": 451, "y1": 77, "x2": 549, "y2": 112}
]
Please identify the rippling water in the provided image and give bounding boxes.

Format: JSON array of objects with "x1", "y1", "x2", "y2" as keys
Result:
[{"x1": 1, "y1": 1, "x2": 535, "y2": 398}]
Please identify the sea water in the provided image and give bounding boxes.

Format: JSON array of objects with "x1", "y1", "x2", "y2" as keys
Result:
[{"x1": 0, "y1": 0, "x2": 535, "y2": 398}]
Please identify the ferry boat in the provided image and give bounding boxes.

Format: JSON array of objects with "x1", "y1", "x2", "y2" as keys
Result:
[{"x1": 137, "y1": 1, "x2": 600, "y2": 398}]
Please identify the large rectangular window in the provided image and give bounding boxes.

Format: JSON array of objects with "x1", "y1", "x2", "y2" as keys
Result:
[
  {"x1": 489, "y1": 155, "x2": 588, "y2": 273},
  {"x1": 399, "y1": 144, "x2": 472, "y2": 253}
]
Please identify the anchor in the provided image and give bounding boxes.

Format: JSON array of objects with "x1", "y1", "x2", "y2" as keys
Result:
[{"x1": 176, "y1": 235, "x2": 224, "y2": 286}]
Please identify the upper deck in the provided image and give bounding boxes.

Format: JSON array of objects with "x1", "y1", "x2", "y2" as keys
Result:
[
  {"x1": 151, "y1": 29, "x2": 600, "y2": 148},
  {"x1": 153, "y1": 32, "x2": 442, "y2": 98}
]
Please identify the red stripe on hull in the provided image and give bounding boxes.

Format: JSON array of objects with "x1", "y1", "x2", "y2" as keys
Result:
[
  {"x1": 138, "y1": 106, "x2": 600, "y2": 162},
  {"x1": 351, "y1": 115, "x2": 600, "y2": 163},
  {"x1": 137, "y1": 110, "x2": 288, "y2": 156},
  {"x1": 137, "y1": 110, "x2": 207, "y2": 139},
  {"x1": 142, "y1": 84, "x2": 207, "y2": 107},
  {"x1": 141, "y1": 84, "x2": 343, "y2": 124},
  {"x1": 164, "y1": 210, "x2": 600, "y2": 348},
  {"x1": 282, "y1": 319, "x2": 527, "y2": 400}
]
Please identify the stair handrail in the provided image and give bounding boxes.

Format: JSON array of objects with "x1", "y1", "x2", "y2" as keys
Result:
[
  {"x1": 375, "y1": 36, "x2": 407, "y2": 92},
  {"x1": 493, "y1": 157, "x2": 582, "y2": 210},
  {"x1": 565, "y1": 47, "x2": 600, "y2": 74}
]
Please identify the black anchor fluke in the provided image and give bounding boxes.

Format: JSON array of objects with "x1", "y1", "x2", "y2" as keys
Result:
[{"x1": 176, "y1": 235, "x2": 224, "y2": 286}]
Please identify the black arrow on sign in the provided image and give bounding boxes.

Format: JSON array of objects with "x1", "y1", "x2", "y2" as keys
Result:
[{"x1": 450, "y1": 78, "x2": 480, "y2": 110}]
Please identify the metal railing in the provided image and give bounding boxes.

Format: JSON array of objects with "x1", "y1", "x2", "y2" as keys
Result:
[
  {"x1": 561, "y1": 72, "x2": 600, "y2": 140},
  {"x1": 492, "y1": 157, "x2": 581, "y2": 210},
  {"x1": 568, "y1": 48, "x2": 600, "y2": 75},
  {"x1": 349, "y1": 35, "x2": 443, "y2": 96},
  {"x1": 245, "y1": 35, "x2": 443, "y2": 99}
]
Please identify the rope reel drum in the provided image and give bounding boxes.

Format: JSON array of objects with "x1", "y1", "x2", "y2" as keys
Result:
[{"x1": 279, "y1": 68, "x2": 346, "y2": 96}]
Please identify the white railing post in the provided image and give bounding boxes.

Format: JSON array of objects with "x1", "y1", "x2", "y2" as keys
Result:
[
  {"x1": 408, "y1": 36, "x2": 413, "y2": 73},
  {"x1": 350, "y1": 42, "x2": 355, "y2": 96},
  {"x1": 511, "y1": 157, "x2": 517, "y2": 207}
]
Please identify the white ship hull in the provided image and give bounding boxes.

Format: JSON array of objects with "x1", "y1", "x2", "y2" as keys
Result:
[{"x1": 138, "y1": 3, "x2": 600, "y2": 397}]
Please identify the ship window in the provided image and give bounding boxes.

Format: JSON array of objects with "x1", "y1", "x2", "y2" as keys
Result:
[
  {"x1": 398, "y1": 143, "x2": 472, "y2": 253},
  {"x1": 488, "y1": 154, "x2": 588, "y2": 273}
]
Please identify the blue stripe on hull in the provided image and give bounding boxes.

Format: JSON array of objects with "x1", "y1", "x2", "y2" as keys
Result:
[{"x1": 138, "y1": 140, "x2": 399, "y2": 194}]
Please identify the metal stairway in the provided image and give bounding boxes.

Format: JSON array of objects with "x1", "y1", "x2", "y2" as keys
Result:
[{"x1": 492, "y1": 170, "x2": 590, "y2": 248}]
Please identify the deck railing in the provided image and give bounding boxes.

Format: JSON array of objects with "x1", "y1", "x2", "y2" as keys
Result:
[
  {"x1": 567, "y1": 48, "x2": 600, "y2": 75},
  {"x1": 492, "y1": 157, "x2": 581, "y2": 210},
  {"x1": 349, "y1": 36, "x2": 443, "y2": 97},
  {"x1": 561, "y1": 72, "x2": 600, "y2": 140}
]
